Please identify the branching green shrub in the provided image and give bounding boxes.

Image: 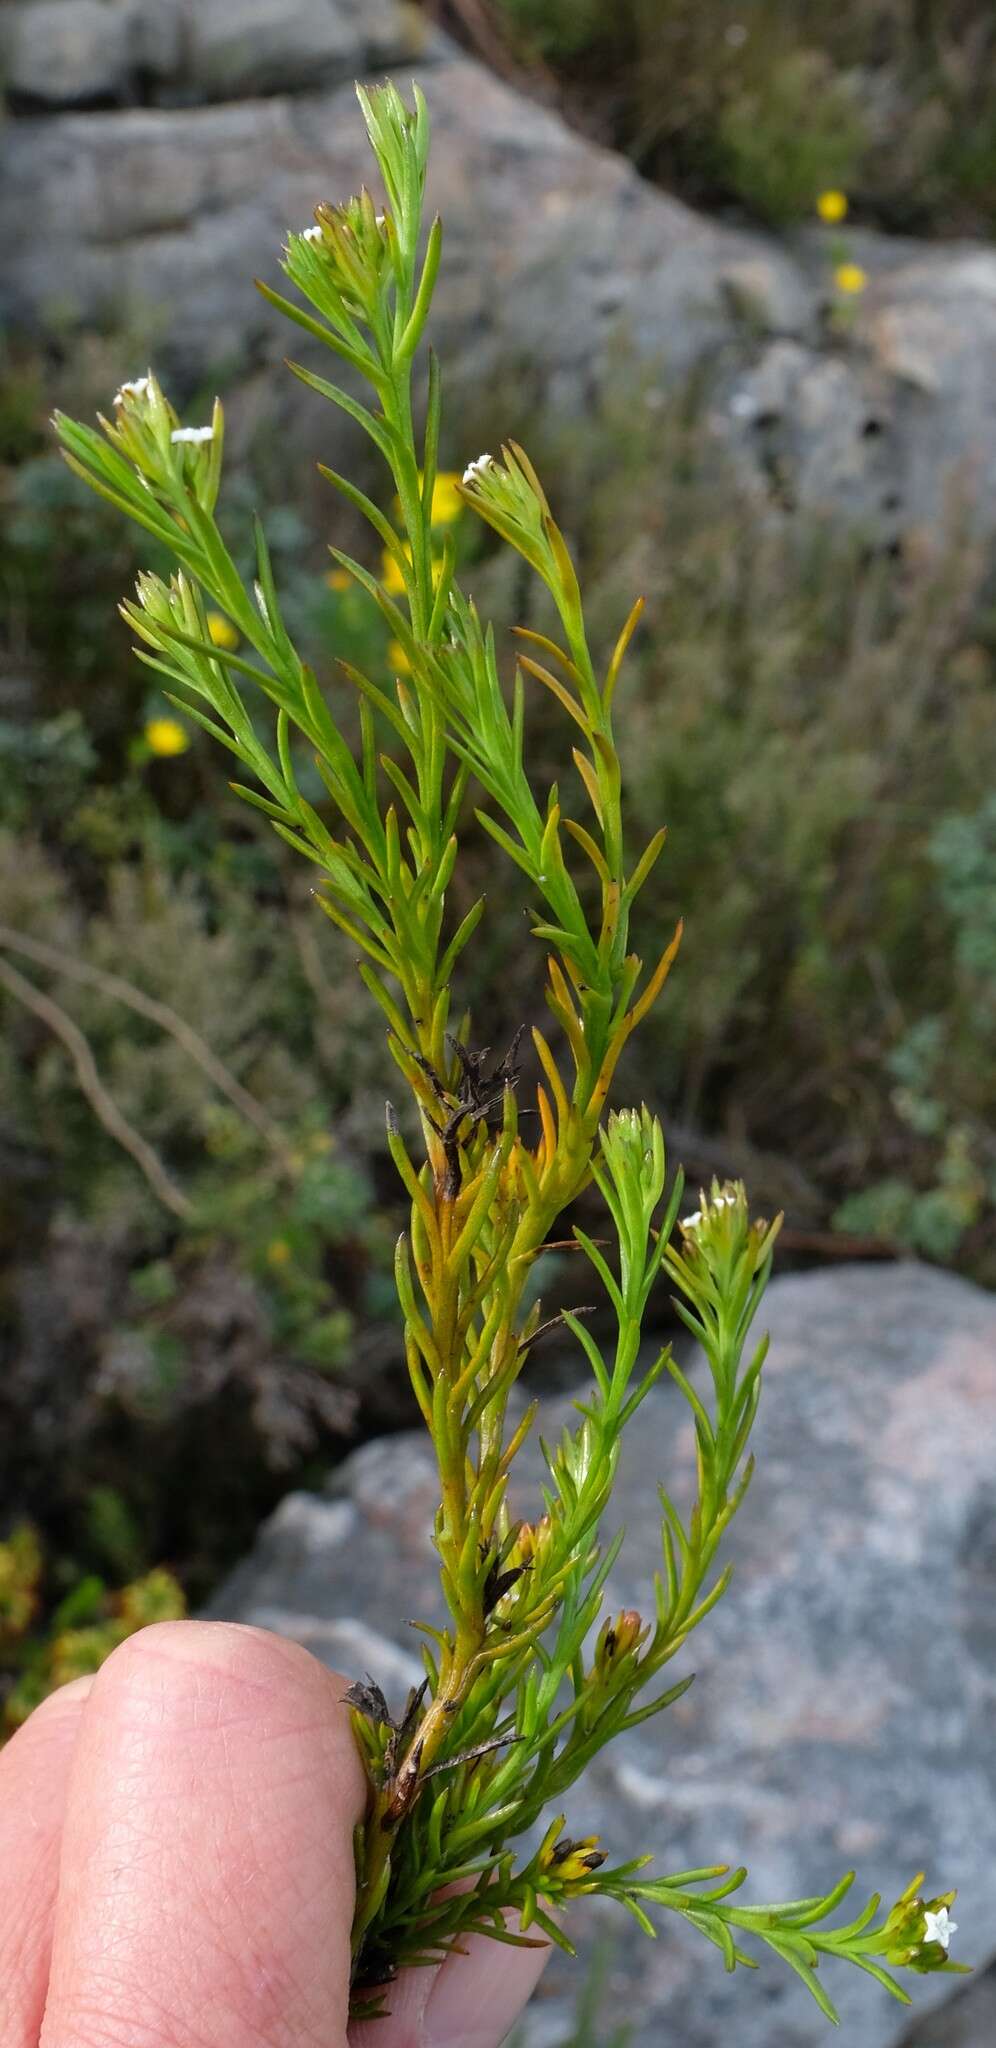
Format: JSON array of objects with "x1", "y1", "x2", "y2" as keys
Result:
[{"x1": 54, "y1": 83, "x2": 963, "y2": 2023}]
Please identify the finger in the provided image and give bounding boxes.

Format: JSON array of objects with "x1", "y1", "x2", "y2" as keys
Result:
[
  {"x1": 0, "y1": 1676, "x2": 95, "y2": 2048},
  {"x1": 40, "y1": 1620, "x2": 365, "y2": 2048},
  {"x1": 349, "y1": 1917, "x2": 551, "y2": 2048},
  {"x1": 422, "y1": 1921, "x2": 551, "y2": 2048}
]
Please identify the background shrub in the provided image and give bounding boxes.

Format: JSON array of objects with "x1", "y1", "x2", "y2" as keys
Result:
[
  {"x1": 0, "y1": 1518, "x2": 186, "y2": 1737},
  {"x1": 479, "y1": 0, "x2": 996, "y2": 232}
]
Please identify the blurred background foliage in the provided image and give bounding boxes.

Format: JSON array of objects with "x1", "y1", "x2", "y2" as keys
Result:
[
  {"x1": 2, "y1": 4, "x2": 996, "y2": 1699},
  {"x1": 462, "y1": 0, "x2": 996, "y2": 232},
  {"x1": 0, "y1": 1515, "x2": 185, "y2": 1738}
]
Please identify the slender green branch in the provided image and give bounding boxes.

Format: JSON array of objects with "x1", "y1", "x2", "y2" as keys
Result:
[{"x1": 53, "y1": 77, "x2": 963, "y2": 2032}]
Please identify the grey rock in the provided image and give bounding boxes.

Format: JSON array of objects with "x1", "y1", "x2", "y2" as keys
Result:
[
  {"x1": 184, "y1": 0, "x2": 433, "y2": 103},
  {"x1": 210, "y1": 1261, "x2": 996, "y2": 2046},
  {"x1": 1, "y1": 0, "x2": 146, "y2": 108},
  {"x1": 899, "y1": 1956, "x2": 996, "y2": 2048},
  {"x1": 714, "y1": 228, "x2": 996, "y2": 532},
  {"x1": 3, "y1": 53, "x2": 996, "y2": 533},
  {"x1": 0, "y1": 60, "x2": 790, "y2": 388},
  {"x1": 0, "y1": 0, "x2": 436, "y2": 109}
]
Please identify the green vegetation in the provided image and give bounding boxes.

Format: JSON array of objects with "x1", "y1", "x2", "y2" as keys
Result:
[
  {"x1": 515, "y1": 372, "x2": 996, "y2": 1279},
  {"x1": 2, "y1": 324, "x2": 994, "y2": 1630},
  {"x1": 0, "y1": 1518, "x2": 185, "y2": 1736},
  {"x1": 484, "y1": 0, "x2": 996, "y2": 232},
  {"x1": 1, "y1": 343, "x2": 401, "y2": 1601},
  {"x1": 48, "y1": 81, "x2": 963, "y2": 2020},
  {"x1": 2, "y1": 18, "x2": 994, "y2": 1674}
]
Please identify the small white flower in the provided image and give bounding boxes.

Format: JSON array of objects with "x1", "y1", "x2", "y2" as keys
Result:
[
  {"x1": 681, "y1": 1211, "x2": 702, "y2": 1231},
  {"x1": 114, "y1": 375, "x2": 152, "y2": 406},
  {"x1": 302, "y1": 224, "x2": 323, "y2": 242},
  {"x1": 923, "y1": 1907, "x2": 957, "y2": 1951},
  {"x1": 462, "y1": 453, "x2": 494, "y2": 486},
  {"x1": 171, "y1": 425, "x2": 214, "y2": 445},
  {"x1": 375, "y1": 212, "x2": 386, "y2": 228}
]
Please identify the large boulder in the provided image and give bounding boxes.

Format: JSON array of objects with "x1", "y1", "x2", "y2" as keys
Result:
[
  {"x1": 0, "y1": 1, "x2": 155, "y2": 108},
  {"x1": 0, "y1": 59, "x2": 798, "y2": 384},
  {"x1": 2, "y1": 51, "x2": 996, "y2": 534},
  {"x1": 0, "y1": 0, "x2": 434, "y2": 109},
  {"x1": 184, "y1": 0, "x2": 431, "y2": 102},
  {"x1": 209, "y1": 1260, "x2": 996, "y2": 2046}
]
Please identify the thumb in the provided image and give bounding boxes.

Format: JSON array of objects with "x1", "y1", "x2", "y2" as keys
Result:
[{"x1": 39, "y1": 1620, "x2": 365, "y2": 2048}]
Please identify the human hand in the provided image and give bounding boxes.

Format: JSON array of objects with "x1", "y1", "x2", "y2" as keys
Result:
[{"x1": 0, "y1": 1619, "x2": 550, "y2": 2048}]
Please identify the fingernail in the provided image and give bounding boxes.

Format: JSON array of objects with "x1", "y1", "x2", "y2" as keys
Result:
[{"x1": 423, "y1": 1924, "x2": 550, "y2": 2048}]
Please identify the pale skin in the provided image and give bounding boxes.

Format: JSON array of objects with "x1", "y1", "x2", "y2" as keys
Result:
[{"x1": 0, "y1": 1620, "x2": 550, "y2": 2048}]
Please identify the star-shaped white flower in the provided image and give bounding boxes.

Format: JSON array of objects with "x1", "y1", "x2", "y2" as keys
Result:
[
  {"x1": 923, "y1": 1906, "x2": 957, "y2": 1950},
  {"x1": 462, "y1": 453, "x2": 494, "y2": 486},
  {"x1": 171, "y1": 425, "x2": 215, "y2": 445}
]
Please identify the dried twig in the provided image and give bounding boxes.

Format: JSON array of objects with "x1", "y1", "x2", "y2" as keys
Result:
[
  {"x1": 0, "y1": 922, "x2": 292, "y2": 1169},
  {"x1": 0, "y1": 954, "x2": 191, "y2": 1219}
]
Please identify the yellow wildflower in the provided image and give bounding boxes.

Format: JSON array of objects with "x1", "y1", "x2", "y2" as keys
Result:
[
  {"x1": 206, "y1": 611, "x2": 239, "y2": 650},
  {"x1": 392, "y1": 472, "x2": 464, "y2": 527},
  {"x1": 428, "y1": 471, "x2": 463, "y2": 525},
  {"x1": 381, "y1": 544, "x2": 411, "y2": 595},
  {"x1": 387, "y1": 639, "x2": 412, "y2": 674},
  {"x1": 326, "y1": 567, "x2": 351, "y2": 591},
  {"x1": 145, "y1": 716, "x2": 189, "y2": 757},
  {"x1": 817, "y1": 189, "x2": 848, "y2": 224},
  {"x1": 834, "y1": 262, "x2": 867, "y2": 295}
]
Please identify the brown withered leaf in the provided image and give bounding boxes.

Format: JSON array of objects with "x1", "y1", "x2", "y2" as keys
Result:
[
  {"x1": 482, "y1": 1558, "x2": 529, "y2": 1616},
  {"x1": 342, "y1": 1675, "x2": 393, "y2": 1727},
  {"x1": 396, "y1": 1677, "x2": 429, "y2": 1747}
]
